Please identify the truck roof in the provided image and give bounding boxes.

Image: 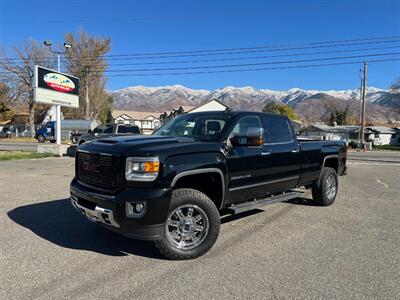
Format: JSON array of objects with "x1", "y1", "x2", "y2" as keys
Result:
[{"x1": 184, "y1": 110, "x2": 287, "y2": 119}]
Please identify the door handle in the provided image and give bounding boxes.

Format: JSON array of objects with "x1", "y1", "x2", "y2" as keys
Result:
[
  {"x1": 261, "y1": 151, "x2": 272, "y2": 156},
  {"x1": 292, "y1": 149, "x2": 300, "y2": 153}
]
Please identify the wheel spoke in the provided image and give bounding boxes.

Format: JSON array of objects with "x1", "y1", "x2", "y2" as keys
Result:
[
  {"x1": 175, "y1": 209, "x2": 185, "y2": 220},
  {"x1": 190, "y1": 232, "x2": 200, "y2": 243},
  {"x1": 167, "y1": 219, "x2": 179, "y2": 227},
  {"x1": 193, "y1": 215, "x2": 202, "y2": 223},
  {"x1": 193, "y1": 225, "x2": 204, "y2": 232}
]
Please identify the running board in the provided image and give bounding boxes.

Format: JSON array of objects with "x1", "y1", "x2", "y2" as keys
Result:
[{"x1": 227, "y1": 191, "x2": 303, "y2": 215}]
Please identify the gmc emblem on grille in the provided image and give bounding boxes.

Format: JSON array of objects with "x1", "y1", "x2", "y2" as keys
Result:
[{"x1": 82, "y1": 161, "x2": 100, "y2": 173}]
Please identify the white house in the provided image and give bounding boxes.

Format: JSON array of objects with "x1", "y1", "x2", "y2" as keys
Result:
[
  {"x1": 300, "y1": 124, "x2": 360, "y2": 141},
  {"x1": 188, "y1": 99, "x2": 228, "y2": 113},
  {"x1": 112, "y1": 110, "x2": 161, "y2": 135},
  {"x1": 366, "y1": 126, "x2": 400, "y2": 146}
]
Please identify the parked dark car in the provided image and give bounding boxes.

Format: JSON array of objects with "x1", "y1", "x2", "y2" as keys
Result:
[
  {"x1": 77, "y1": 124, "x2": 141, "y2": 145},
  {"x1": 70, "y1": 111, "x2": 347, "y2": 259}
]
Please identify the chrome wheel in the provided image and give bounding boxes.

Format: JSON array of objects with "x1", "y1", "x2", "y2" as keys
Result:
[
  {"x1": 165, "y1": 205, "x2": 209, "y2": 250},
  {"x1": 326, "y1": 175, "x2": 337, "y2": 200}
]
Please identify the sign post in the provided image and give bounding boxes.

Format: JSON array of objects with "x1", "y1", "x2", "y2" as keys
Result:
[{"x1": 34, "y1": 65, "x2": 79, "y2": 144}]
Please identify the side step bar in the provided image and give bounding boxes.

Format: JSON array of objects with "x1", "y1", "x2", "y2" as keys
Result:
[{"x1": 227, "y1": 190, "x2": 303, "y2": 215}]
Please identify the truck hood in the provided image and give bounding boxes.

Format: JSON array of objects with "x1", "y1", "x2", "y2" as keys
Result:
[{"x1": 78, "y1": 135, "x2": 223, "y2": 159}]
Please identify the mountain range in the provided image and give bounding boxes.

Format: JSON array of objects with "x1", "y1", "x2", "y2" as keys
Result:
[{"x1": 111, "y1": 85, "x2": 399, "y2": 123}]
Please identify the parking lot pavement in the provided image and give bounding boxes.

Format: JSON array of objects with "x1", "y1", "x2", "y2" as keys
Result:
[{"x1": 1, "y1": 157, "x2": 399, "y2": 299}]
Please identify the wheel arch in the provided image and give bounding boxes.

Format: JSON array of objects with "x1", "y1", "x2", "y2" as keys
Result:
[
  {"x1": 171, "y1": 168, "x2": 226, "y2": 210},
  {"x1": 319, "y1": 155, "x2": 339, "y2": 180}
]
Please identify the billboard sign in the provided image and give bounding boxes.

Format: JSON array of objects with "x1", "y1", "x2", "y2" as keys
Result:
[{"x1": 34, "y1": 66, "x2": 79, "y2": 108}]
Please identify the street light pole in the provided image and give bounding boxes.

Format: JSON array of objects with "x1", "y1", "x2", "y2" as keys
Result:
[{"x1": 43, "y1": 41, "x2": 72, "y2": 145}]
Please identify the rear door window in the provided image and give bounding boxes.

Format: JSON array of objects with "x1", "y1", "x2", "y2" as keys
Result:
[
  {"x1": 263, "y1": 116, "x2": 294, "y2": 144},
  {"x1": 125, "y1": 126, "x2": 140, "y2": 134},
  {"x1": 116, "y1": 126, "x2": 127, "y2": 134}
]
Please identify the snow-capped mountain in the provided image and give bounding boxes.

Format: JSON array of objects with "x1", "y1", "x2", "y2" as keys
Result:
[{"x1": 111, "y1": 85, "x2": 399, "y2": 122}]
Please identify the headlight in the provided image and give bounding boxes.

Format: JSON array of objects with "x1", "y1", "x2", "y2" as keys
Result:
[{"x1": 125, "y1": 157, "x2": 159, "y2": 181}]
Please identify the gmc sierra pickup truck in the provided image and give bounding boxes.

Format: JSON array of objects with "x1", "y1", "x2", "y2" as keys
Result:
[{"x1": 70, "y1": 110, "x2": 347, "y2": 259}]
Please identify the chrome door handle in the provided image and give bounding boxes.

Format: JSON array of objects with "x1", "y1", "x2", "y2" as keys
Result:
[
  {"x1": 292, "y1": 149, "x2": 300, "y2": 153},
  {"x1": 261, "y1": 151, "x2": 272, "y2": 156}
]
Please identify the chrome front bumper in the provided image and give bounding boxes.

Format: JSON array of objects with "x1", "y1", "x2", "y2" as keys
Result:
[{"x1": 70, "y1": 195, "x2": 120, "y2": 228}]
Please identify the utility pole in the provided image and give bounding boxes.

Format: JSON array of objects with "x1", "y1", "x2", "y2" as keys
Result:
[
  {"x1": 360, "y1": 62, "x2": 367, "y2": 145},
  {"x1": 44, "y1": 41, "x2": 72, "y2": 145},
  {"x1": 84, "y1": 66, "x2": 90, "y2": 120}
]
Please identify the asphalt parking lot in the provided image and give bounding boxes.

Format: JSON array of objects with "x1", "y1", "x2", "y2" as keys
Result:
[{"x1": 1, "y1": 153, "x2": 399, "y2": 299}]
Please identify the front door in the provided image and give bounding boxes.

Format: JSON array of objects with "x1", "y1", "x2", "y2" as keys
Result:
[{"x1": 226, "y1": 115, "x2": 267, "y2": 204}]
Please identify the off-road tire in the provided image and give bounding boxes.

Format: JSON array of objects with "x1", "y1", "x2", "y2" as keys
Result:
[
  {"x1": 311, "y1": 167, "x2": 338, "y2": 206},
  {"x1": 155, "y1": 188, "x2": 220, "y2": 260}
]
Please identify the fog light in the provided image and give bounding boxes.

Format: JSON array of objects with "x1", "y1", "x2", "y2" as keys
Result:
[
  {"x1": 135, "y1": 203, "x2": 144, "y2": 213},
  {"x1": 126, "y1": 202, "x2": 146, "y2": 218}
]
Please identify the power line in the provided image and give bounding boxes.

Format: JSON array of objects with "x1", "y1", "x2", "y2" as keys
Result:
[
  {"x1": 43, "y1": 51, "x2": 400, "y2": 73},
  {"x1": 1, "y1": 52, "x2": 399, "y2": 76},
  {"x1": 92, "y1": 58, "x2": 400, "y2": 77},
  {"x1": 2, "y1": 57, "x2": 397, "y2": 79},
  {"x1": 62, "y1": 45, "x2": 400, "y2": 68},
  {"x1": 69, "y1": 39, "x2": 400, "y2": 61},
  {"x1": 2, "y1": 35, "x2": 400, "y2": 63}
]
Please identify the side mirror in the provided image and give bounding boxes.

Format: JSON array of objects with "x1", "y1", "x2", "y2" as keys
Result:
[
  {"x1": 88, "y1": 129, "x2": 92, "y2": 134},
  {"x1": 230, "y1": 127, "x2": 264, "y2": 147}
]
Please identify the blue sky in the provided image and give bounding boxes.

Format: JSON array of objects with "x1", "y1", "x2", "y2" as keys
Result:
[{"x1": 1, "y1": 0, "x2": 399, "y2": 91}]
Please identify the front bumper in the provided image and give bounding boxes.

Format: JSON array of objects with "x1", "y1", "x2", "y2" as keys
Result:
[{"x1": 70, "y1": 178, "x2": 172, "y2": 240}]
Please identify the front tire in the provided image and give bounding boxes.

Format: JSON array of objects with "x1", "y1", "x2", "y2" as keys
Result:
[
  {"x1": 312, "y1": 167, "x2": 338, "y2": 206},
  {"x1": 155, "y1": 188, "x2": 220, "y2": 260}
]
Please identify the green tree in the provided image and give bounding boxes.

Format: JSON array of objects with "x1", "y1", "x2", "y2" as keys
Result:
[
  {"x1": 98, "y1": 94, "x2": 114, "y2": 124},
  {"x1": 263, "y1": 101, "x2": 298, "y2": 120}
]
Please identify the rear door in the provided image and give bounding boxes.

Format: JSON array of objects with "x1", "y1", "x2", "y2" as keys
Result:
[{"x1": 261, "y1": 115, "x2": 301, "y2": 193}]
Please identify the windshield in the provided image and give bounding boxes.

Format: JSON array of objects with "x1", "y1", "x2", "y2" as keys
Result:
[{"x1": 153, "y1": 114, "x2": 229, "y2": 141}]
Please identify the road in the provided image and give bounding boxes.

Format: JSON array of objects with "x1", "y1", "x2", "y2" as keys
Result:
[
  {"x1": 0, "y1": 141, "x2": 40, "y2": 152},
  {"x1": 1, "y1": 157, "x2": 399, "y2": 299},
  {"x1": 348, "y1": 150, "x2": 400, "y2": 164}
]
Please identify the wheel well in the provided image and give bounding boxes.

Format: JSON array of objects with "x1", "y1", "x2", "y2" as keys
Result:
[
  {"x1": 173, "y1": 172, "x2": 224, "y2": 209},
  {"x1": 324, "y1": 157, "x2": 338, "y2": 173}
]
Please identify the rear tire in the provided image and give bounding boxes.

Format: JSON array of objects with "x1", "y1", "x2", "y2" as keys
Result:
[
  {"x1": 312, "y1": 167, "x2": 338, "y2": 206},
  {"x1": 37, "y1": 135, "x2": 45, "y2": 143},
  {"x1": 155, "y1": 188, "x2": 220, "y2": 260}
]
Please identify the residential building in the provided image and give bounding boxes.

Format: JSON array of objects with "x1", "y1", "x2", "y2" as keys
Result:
[
  {"x1": 112, "y1": 110, "x2": 161, "y2": 135},
  {"x1": 300, "y1": 123, "x2": 400, "y2": 145},
  {"x1": 300, "y1": 123, "x2": 360, "y2": 141},
  {"x1": 366, "y1": 126, "x2": 400, "y2": 146}
]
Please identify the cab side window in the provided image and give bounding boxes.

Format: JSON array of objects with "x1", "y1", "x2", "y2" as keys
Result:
[
  {"x1": 263, "y1": 116, "x2": 293, "y2": 143},
  {"x1": 103, "y1": 126, "x2": 113, "y2": 134}
]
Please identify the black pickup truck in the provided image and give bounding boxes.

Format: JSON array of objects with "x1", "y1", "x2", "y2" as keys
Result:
[{"x1": 70, "y1": 111, "x2": 347, "y2": 259}]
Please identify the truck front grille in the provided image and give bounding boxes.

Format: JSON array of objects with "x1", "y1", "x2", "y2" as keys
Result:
[{"x1": 76, "y1": 151, "x2": 122, "y2": 190}]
